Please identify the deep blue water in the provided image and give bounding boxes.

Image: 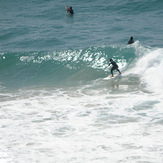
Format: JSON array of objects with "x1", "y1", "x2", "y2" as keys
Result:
[{"x1": 0, "y1": 0, "x2": 163, "y2": 52}]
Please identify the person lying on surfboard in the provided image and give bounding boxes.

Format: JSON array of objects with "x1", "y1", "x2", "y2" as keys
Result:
[
  {"x1": 65, "y1": 5, "x2": 74, "y2": 15},
  {"x1": 109, "y1": 58, "x2": 121, "y2": 77}
]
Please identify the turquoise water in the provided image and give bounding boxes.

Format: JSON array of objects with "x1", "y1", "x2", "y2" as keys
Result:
[{"x1": 0, "y1": 0, "x2": 163, "y2": 162}]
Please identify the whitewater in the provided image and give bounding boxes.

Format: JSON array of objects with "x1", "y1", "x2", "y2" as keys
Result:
[
  {"x1": 0, "y1": 0, "x2": 163, "y2": 162},
  {"x1": 0, "y1": 42, "x2": 163, "y2": 163}
]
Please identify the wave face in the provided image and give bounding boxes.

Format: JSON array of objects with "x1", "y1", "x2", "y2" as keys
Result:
[
  {"x1": 0, "y1": 42, "x2": 163, "y2": 94},
  {"x1": 0, "y1": 44, "x2": 134, "y2": 89}
]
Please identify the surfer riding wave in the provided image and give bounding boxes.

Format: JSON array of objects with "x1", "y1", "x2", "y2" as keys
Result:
[{"x1": 109, "y1": 58, "x2": 121, "y2": 77}]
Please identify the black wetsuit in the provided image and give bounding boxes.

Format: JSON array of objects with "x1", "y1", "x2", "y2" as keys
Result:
[
  {"x1": 67, "y1": 9, "x2": 74, "y2": 14},
  {"x1": 128, "y1": 39, "x2": 134, "y2": 44},
  {"x1": 109, "y1": 61, "x2": 121, "y2": 76}
]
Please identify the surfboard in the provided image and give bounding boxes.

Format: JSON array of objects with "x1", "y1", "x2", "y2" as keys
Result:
[{"x1": 104, "y1": 74, "x2": 121, "y2": 80}]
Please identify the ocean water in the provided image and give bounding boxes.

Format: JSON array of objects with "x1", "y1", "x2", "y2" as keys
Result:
[{"x1": 0, "y1": 0, "x2": 163, "y2": 162}]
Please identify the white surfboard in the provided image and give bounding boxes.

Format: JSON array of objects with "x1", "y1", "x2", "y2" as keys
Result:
[{"x1": 104, "y1": 74, "x2": 121, "y2": 80}]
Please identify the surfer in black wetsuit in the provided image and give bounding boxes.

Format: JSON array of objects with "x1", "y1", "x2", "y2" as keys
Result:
[
  {"x1": 65, "y1": 6, "x2": 74, "y2": 15},
  {"x1": 109, "y1": 58, "x2": 121, "y2": 77},
  {"x1": 128, "y1": 36, "x2": 134, "y2": 44}
]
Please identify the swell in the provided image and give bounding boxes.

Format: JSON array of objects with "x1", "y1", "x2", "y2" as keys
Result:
[
  {"x1": 1, "y1": 43, "x2": 162, "y2": 92},
  {"x1": 0, "y1": 45, "x2": 135, "y2": 89}
]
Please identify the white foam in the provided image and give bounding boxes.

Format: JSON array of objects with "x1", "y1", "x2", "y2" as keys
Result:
[
  {"x1": 0, "y1": 86, "x2": 163, "y2": 162},
  {"x1": 127, "y1": 45, "x2": 163, "y2": 94}
]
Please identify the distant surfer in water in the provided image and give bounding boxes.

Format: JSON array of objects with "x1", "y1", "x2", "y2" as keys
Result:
[
  {"x1": 109, "y1": 58, "x2": 121, "y2": 77},
  {"x1": 65, "y1": 5, "x2": 74, "y2": 15},
  {"x1": 128, "y1": 36, "x2": 134, "y2": 44}
]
